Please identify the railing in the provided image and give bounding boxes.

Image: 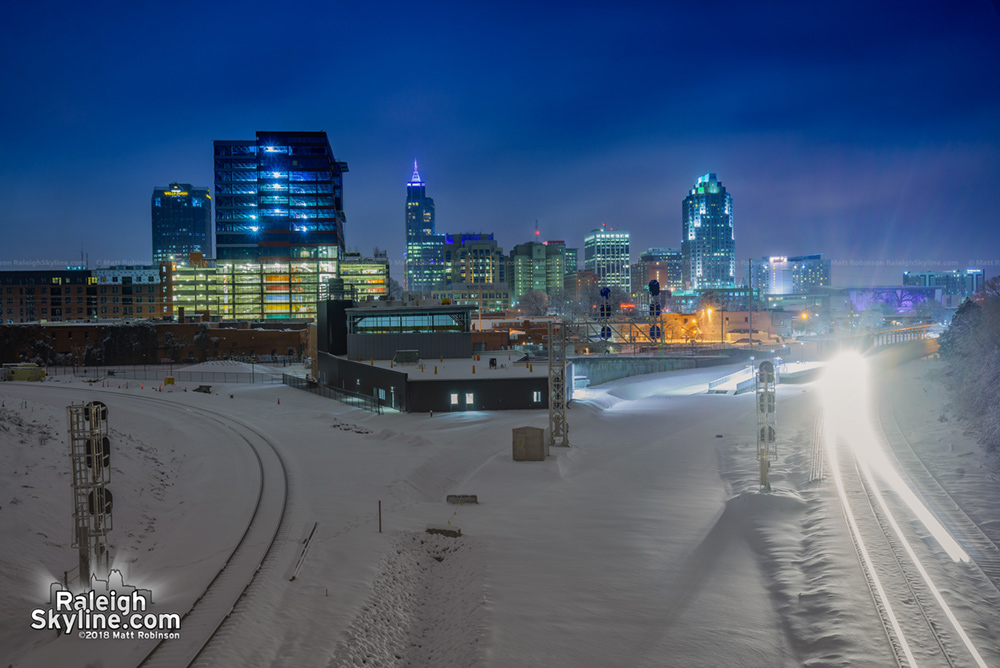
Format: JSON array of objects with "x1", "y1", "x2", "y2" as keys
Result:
[
  {"x1": 707, "y1": 366, "x2": 754, "y2": 390},
  {"x1": 282, "y1": 374, "x2": 383, "y2": 414}
]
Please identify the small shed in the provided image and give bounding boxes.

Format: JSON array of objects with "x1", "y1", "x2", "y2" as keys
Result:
[{"x1": 512, "y1": 426, "x2": 547, "y2": 461}]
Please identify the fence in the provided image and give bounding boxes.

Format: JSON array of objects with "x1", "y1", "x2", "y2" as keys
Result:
[
  {"x1": 707, "y1": 366, "x2": 754, "y2": 391},
  {"x1": 44, "y1": 365, "x2": 282, "y2": 384},
  {"x1": 282, "y1": 374, "x2": 383, "y2": 414}
]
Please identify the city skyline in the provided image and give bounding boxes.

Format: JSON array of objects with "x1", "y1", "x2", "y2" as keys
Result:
[{"x1": 1, "y1": 2, "x2": 998, "y2": 286}]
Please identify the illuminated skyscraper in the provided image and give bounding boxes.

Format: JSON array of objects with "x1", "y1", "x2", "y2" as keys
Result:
[
  {"x1": 151, "y1": 183, "x2": 212, "y2": 262},
  {"x1": 681, "y1": 173, "x2": 735, "y2": 289},
  {"x1": 443, "y1": 233, "x2": 504, "y2": 286},
  {"x1": 404, "y1": 161, "x2": 445, "y2": 290},
  {"x1": 213, "y1": 131, "x2": 348, "y2": 261},
  {"x1": 584, "y1": 225, "x2": 631, "y2": 293},
  {"x1": 508, "y1": 241, "x2": 565, "y2": 301}
]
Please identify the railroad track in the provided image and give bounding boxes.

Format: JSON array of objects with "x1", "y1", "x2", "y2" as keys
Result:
[
  {"x1": 10, "y1": 384, "x2": 291, "y2": 668},
  {"x1": 876, "y1": 390, "x2": 1000, "y2": 591},
  {"x1": 849, "y1": 448, "x2": 959, "y2": 668},
  {"x1": 825, "y1": 386, "x2": 995, "y2": 668},
  {"x1": 133, "y1": 393, "x2": 290, "y2": 668}
]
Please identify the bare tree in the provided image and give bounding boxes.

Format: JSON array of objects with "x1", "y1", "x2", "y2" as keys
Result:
[
  {"x1": 517, "y1": 291, "x2": 549, "y2": 316},
  {"x1": 695, "y1": 290, "x2": 725, "y2": 312},
  {"x1": 939, "y1": 297, "x2": 1000, "y2": 451},
  {"x1": 387, "y1": 277, "x2": 403, "y2": 300},
  {"x1": 193, "y1": 323, "x2": 219, "y2": 362},
  {"x1": 973, "y1": 275, "x2": 1000, "y2": 304}
]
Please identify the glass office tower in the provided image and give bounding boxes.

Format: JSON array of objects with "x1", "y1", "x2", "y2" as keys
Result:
[
  {"x1": 584, "y1": 225, "x2": 631, "y2": 293},
  {"x1": 681, "y1": 173, "x2": 735, "y2": 289},
  {"x1": 214, "y1": 131, "x2": 348, "y2": 261},
  {"x1": 151, "y1": 183, "x2": 212, "y2": 262}
]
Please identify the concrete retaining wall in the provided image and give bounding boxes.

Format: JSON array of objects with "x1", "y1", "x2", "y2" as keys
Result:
[{"x1": 570, "y1": 352, "x2": 746, "y2": 387}]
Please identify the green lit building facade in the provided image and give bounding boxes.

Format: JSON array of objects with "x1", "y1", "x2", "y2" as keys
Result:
[{"x1": 508, "y1": 241, "x2": 565, "y2": 301}]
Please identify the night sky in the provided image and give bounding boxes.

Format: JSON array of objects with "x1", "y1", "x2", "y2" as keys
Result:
[{"x1": 2, "y1": 1, "x2": 998, "y2": 287}]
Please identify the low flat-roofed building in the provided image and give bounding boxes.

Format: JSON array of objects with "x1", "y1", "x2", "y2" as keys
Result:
[{"x1": 316, "y1": 301, "x2": 548, "y2": 411}]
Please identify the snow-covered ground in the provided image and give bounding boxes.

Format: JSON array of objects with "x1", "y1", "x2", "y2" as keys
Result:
[{"x1": 1, "y1": 356, "x2": 998, "y2": 667}]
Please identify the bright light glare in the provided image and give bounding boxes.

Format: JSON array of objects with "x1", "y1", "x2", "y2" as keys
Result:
[
  {"x1": 820, "y1": 352, "x2": 968, "y2": 562},
  {"x1": 823, "y1": 416, "x2": 918, "y2": 667},
  {"x1": 820, "y1": 351, "x2": 868, "y2": 416}
]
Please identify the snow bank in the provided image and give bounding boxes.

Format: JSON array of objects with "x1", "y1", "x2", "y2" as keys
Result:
[{"x1": 329, "y1": 531, "x2": 486, "y2": 668}]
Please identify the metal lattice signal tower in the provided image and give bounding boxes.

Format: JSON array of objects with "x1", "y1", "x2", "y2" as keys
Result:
[
  {"x1": 67, "y1": 402, "x2": 113, "y2": 583},
  {"x1": 755, "y1": 362, "x2": 777, "y2": 491},
  {"x1": 548, "y1": 321, "x2": 569, "y2": 447}
]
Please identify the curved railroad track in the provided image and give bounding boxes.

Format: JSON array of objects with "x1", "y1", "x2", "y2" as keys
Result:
[
  {"x1": 132, "y1": 393, "x2": 290, "y2": 668},
  {"x1": 8, "y1": 384, "x2": 291, "y2": 668}
]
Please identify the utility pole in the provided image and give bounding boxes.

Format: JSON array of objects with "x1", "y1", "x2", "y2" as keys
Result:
[
  {"x1": 721, "y1": 306, "x2": 725, "y2": 346},
  {"x1": 748, "y1": 258, "x2": 753, "y2": 350}
]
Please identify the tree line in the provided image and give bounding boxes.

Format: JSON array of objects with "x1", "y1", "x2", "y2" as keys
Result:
[{"x1": 938, "y1": 277, "x2": 1000, "y2": 452}]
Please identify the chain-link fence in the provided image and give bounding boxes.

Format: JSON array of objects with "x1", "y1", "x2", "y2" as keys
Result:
[{"x1": 44, "y1": 364, "x2": 283, "y2": 384}]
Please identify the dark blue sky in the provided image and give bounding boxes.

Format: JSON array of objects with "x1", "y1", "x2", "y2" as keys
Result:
[{"x1": 2, "y1": 0, "x2": 998, "y2": 286}]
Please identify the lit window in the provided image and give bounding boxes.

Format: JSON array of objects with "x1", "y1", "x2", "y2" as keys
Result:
[
  {"x1": 465, "y1": 393, "x2": 473, "y2": 404},
  {"x1": 450, "y1": 393, "x2": 459, "y2": 405}
]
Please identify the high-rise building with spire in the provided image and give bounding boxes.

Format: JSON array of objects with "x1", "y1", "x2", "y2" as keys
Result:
[
  {"x1": 404, "y1": 160, "x2": 445, "y2": 290},
  {"x1": 681, "y1": 173, "x2": 735, "y2": 289}
]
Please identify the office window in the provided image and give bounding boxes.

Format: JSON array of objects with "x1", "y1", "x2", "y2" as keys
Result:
[{"x1": 465, "y1": 393, "x2": 473, "y2": 404}]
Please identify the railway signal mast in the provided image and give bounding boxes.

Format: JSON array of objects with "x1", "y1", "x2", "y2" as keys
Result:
[
  {"x1": 756, "y1": 361, "x2": 777, "y2": 490},
  {"x1": 66, "y1": 401, "x2": 114, "y2": 583}
]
